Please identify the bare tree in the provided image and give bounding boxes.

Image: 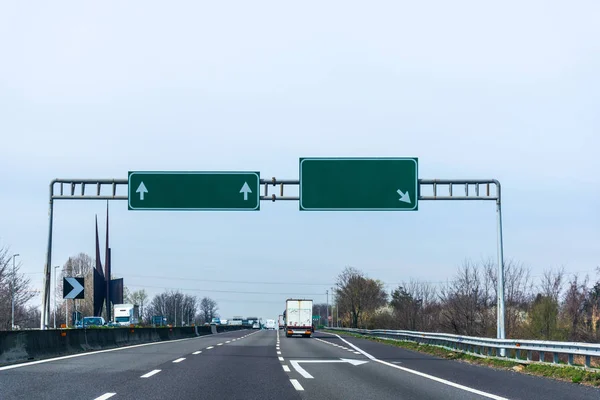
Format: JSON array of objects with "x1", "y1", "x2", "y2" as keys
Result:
[
  {"x1": 439, "y1": 261, "x2": 491, "y2": 336},
  {"x1": 335, "y1": 267, "x2": 387, "y2": 328},
  {"x1": 561, "y1": 275, "x2": 588, "y2": 341},
  {"x1": 0, "y1": 244, "x2": 36, "y2": 330},
  {"x1": 127, "y1": 289, "x2": 149, "y2": 322},
  {"x1": 540, "y1": 267, "x2": 565, "y2": 302},
  {"x1": 198, "y1": 297, "x2": 218, "y2": 324}
]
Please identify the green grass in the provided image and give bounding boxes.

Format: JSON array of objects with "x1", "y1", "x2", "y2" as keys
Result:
[{"x1": 323, "y1": 329, "x2": 600, "y2": 386}]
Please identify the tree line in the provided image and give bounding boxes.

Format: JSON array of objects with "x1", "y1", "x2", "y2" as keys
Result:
[
  {"x1": 325, "y1": 262, "x2": 600, "y2": 342},
  {"x1": 45, "y1": 252, "x2": 219, "y2": 327}
]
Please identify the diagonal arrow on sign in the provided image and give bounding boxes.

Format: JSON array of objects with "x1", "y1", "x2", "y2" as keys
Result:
[
  {"x1": 289, "y1": 358, "x2": 368, "y2": 379},
  {"x1": 64, "y1": 277, "x2": 85, "y2": 299}
]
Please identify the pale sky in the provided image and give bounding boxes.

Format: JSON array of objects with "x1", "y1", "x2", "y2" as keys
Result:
[{"x1": 1, "y1": 1, "x2": 599, "y2": 321}]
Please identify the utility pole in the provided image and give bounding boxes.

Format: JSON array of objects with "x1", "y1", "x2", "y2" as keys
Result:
[
  {"x1": 53, "y1": 266, "x2": 60, "y2": 329},
  {"x1": 11, "y1": 254, "x2": 20, "y2": 330},
  {"x1": 326, "y1": 290, "x2": 329, "y2": 328}
]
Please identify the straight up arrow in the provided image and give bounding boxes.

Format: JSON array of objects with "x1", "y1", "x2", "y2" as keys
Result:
[
  {"x1": 240, "y1": 182, "x2": 252, "y2": 201},
  {"x1": 137, "y1": 182, "x2": 148, "y2": 201}
]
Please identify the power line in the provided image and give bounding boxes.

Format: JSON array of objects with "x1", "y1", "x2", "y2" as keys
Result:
[{"x1": 125, "y1": 283, "x2": 325, "y2": 296}]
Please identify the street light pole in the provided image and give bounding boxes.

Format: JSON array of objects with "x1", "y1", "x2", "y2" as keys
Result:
[
  {"x1": 54, "y1": 266, "x2": 60, "y2": 329},
  {"x1": 11, "y1": 254, "x2": 20, "y2": 330},
  {"x1": 326, "y1": 290, "x2": 329, "y2": 328}
]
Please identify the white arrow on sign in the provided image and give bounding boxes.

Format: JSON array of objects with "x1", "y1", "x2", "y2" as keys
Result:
[
  {"x1": 240, "y1": 182, "x2": 252, "y2": 201},
  {"x1": 397, "y1": 189, "x2": 411, "y2": 204},
  {"x1": 290, "y1": 358, "x2": 368, "y2": 379},
  {"x1": 136, "y1": 182, "x2": 148, "y2": 201},
  {"x1": 64, "y1": 277, "x2": 84, "y2": 299}
]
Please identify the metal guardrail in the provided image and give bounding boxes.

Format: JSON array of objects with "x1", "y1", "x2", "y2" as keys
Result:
[{"x1": 328, "y1": 328, "x2": 600, "y2": 369}]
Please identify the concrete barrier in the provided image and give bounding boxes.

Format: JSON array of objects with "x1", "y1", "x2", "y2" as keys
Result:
[{"x1": 0, "y1": 326, "x2": 213, "y2": 366}]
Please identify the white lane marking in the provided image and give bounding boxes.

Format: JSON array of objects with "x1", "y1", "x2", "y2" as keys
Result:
[
  {"x1": 289, "y1": 359, "x2": 368, "y2": 379},
  {"x1": 0, "y1": 333, "x2": 217, "y2": 372},
  {"x1": 277, "y1": 351, "x2": 282, "y2": 355},
  {"x1": 321, "y1": 332, "x2": 508, "y2": 400},
  {"x1": 354, "y1": 352, "x2": 361, "y2": 354},
  {"x1": 278, "y1": 357, "x2": 284, "y2": 361},
  {"x1": 140, "y1": 369, "x2": 161, "y2": 378},
  {"x1": 173, "y1": 358, "x2": 186, "y2": 363},
  {"x1": 217, "y1": 343, "x2": 224, "y2": 346},
  {"x1": 283, "y1": 365, "x2": 291, "y2": 372},
  {"x1": 94, "y1": 394, "x2": 116, "y2": 400},
  {"x1": 226, "y1": 341, "x2": 231, "y2": 343},
  {"x1": 206, "y1": 346, "x2": 214, "y2": 350},
  {"x1": 290, "y1": 379, "x2": 304, "y2": 391},
  {"x1": 290, "y1": 360, "x2": 313, "y2": 379},
  {"x1": 193, "y1": 351, "x2": 202, "y2": 355}
]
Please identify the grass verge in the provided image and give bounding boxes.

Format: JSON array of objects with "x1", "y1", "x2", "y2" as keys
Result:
[{"x1": 323, "y1": 330, "x2": 600, "y2": 386}]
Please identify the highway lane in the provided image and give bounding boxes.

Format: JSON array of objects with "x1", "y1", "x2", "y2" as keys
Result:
[
  {"x1": 280, "y1": 330, "x2": 501, "y2": 400},
  {"x1": 313, "y1": 331, "x2": 600, "y2": 400},
  {"x1": 3, "y1": 328, "x2": 600, "y2": 399},
  {"x1": 0, "y1": 329, "x2": 268, "y2": 400}
]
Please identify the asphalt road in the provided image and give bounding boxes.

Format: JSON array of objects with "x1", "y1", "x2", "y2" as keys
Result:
[{"x1": 1, "y1": 329, "x2": 599, "y2": 399}]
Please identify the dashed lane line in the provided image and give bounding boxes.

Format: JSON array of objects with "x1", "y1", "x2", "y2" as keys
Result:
[
  {"x1": 173, "y1": 358, "x2": 186, "y2": 363},
  {"x1": 283, "y1": 365, "x2": 291, "y2": 372},
  {"x1": 94, "y1": 393, "x2": 116, "y2": 400},
  {"x1": 140, "y1": 370, "x2": 161, "y2": 378}
]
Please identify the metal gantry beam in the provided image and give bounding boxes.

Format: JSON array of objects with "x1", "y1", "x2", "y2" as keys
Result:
[{"x1": 41, "y1": 177, "x2": 505, "y2": 347}]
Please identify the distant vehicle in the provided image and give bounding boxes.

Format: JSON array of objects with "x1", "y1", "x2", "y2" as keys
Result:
[
  {"x1": 210, "y1": 317, "x2": 221, "y2": 325},
  {"x1": 285, "y1": 299, "x2": 313, "y2": 338},
  {"x1": 265, "y1": 319, "x2": 276, "y2": 330},
  {"x1": 220, "y1": 319, "x2": 229, "y2": 325},
  {"x1": 252, "y1": 322, "x2": 260, "y2": 329},
  {"x1": 278, "y1": 314, "x2": 284, "y2": 330},
  {"x1": 113, "y1": 304, "x2": 140, "y2": 326},
  {"x1": 229, "y1": 319, "x2": 243, "y2": 326},
  {"x1": 81, "y1": 316, "x2": 106, "y2": 328}
]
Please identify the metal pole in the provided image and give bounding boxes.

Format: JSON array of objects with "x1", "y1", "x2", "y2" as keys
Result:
[
  {"x1": 495, "y1": 181, "x2": 506, "y2": 356},
  {"x1": 326, "y1": 290, "x2": 329, "y2": 328},
  {"x1": 11, "y1": 254, "x2": 19, "y2": 330},
  {"x1": 66, "y1": 297, "x2": 69, "y2": 328},
  {"x1": 41, "y1": 184, "x2": 55, "y2": 330},
  {"x1": 53, "y1": 266, "x2": 59, "y2": 329},
  {"x1": 174, "y1": 298, "x2": 177, "y2": 327}
]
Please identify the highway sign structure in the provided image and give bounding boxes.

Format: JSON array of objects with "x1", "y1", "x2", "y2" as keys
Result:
[
  {"x1": 63, "y1": 277, "x2": 85, "y2": 299},
  {"x1": 299, "y1": 158, "x2": 418, "y2": 211},
  {"x1": 128, "y1": 171, "x2": 260, "y2": 211}
]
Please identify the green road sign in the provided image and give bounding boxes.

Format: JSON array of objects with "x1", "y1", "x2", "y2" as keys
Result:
[
  {"x1": 128, "y1": 171, "x2": 260, "y2": 210},
  {"x1": 299, "y1": 158, "x2": 418, "y2": 211}
]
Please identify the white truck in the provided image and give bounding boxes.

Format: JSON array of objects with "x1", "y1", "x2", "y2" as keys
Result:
[
  {"x1": 285, "y1": 299, "x2": 313, "y2": 338},
  {"x1": 113, "y1": 304, "x2": 140, "y2": 326},
  {"x1": 265, "y1": 319, "x2": 276, "y2": 330}
]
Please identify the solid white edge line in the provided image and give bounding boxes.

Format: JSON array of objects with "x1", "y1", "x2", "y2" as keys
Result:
[
  {"x1": 140, "y1": 369, "x2": 161, "y2": 378},
  {"x1": 320, "y1": 332, "x2": 508, "y2": 400},
  {"x1": 290, "y1": 379, "x2": 304, "y2": 391},
  {"x1": 94, "y1": 393, "x2": 116, "y2": 400},
  {"x1": 172, "y1": 358, "x2": 186, "y2": 363},
  {"x1": 283, "y1": 365, "x2": 291, "y2": 372}
]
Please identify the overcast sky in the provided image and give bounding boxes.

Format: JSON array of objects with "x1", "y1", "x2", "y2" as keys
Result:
[{"x1": 1, "y1": 1, "x2": 599, "y2": 321}]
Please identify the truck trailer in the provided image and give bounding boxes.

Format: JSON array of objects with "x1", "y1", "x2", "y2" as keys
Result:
[
  {"x1": 285, "y1": 299, "x2": 313, "y2": 338},
  {"x1": 113, "y1": 304, "x2": 140, "y2": 326}
]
